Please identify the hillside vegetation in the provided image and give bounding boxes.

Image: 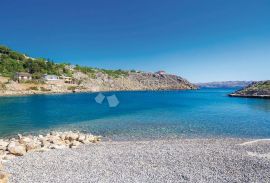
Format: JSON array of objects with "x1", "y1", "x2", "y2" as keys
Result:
[
  {"x1": 0, "y1": 45, "x2": 127, "y2": 79},
  {"x1": 229, "y1": 81, "x2": 270, "y2": 98},
  {"x1": 0, "y1": 45, "x2": 71, "y2": 78},
  {"x1": 0, "y1": 45, "x2": 196, "y2": 96}
]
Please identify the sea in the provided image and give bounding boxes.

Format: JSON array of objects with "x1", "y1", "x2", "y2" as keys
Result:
[{"x1": 0, "y1": 89, "x2": 269, "y2": 140}]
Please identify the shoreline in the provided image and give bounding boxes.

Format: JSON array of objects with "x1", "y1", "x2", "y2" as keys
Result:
[
  {"x1": 2, "y1": 137, "x2": 270, "y2": 183},
  {"x1": 0, "y1": 131, "x2": 102, "y2": 182},
  {"x1": 0, "y1": 88, "x2": 197, "y2": 97},
  {"x1": 229, "y1": 93, "x2": 270, "y2": 99}
]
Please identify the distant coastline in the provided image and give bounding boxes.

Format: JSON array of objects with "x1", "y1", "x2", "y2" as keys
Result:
[{"x1": 195, "y1": 81, "x2": 252, "y2": 89}]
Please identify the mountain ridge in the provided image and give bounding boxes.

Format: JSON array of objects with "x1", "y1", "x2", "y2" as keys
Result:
[{"x1": 195, "y1": 81, "x2": 253, "y2": 89}]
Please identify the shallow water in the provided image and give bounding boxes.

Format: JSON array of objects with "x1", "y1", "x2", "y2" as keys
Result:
[{"x1": 0, "y1": 89, "x2": 269, "y2": 139}]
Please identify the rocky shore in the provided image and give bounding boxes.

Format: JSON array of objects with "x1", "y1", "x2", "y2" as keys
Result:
[
  {"x1": 0, "y1": 72, "x2": 197, "y2": 97},
  {"x1": 0, "y1": 131, "x2": 101, "y2": 183},
  {"x1": 229, "y1": 81, "x2": 270, "y2": 99},
  {"x1": 2, "y1": 138, "x2": 270, "y2": 183}
]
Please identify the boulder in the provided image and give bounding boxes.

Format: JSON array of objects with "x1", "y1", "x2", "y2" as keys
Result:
[
  {"x1": 60, "y1": 134, "x2": 66, "y2": 141},
  {"x1": 17, "y1": 134, "x2": 22, "y2": 139},
  {"x1": 47, "y1": 135, "x2": 60, "y2": 143},
  {"x1": 41, "y1": 140, "x2": 50, "y2": 148},
  {"x1": 86, "y1": 135, "x2": 95, "y2": 141},
  {"x1": 0, "y1": 141, "x2": 8, "y2": 151},
  {"x1": 51, "y1": 139, "x2": 66, "y2": 146},
  {"x1": 0, "y1": 150, "x2": 5, "y2": 157},
  {"x1": 0, "y1": 151, "x2": 6, "y2": 162},
  {"x1": 9, "y1": 138, "x2": 15, "y2": 142},
  {"x1": 69, "y1": 141, "x2": 81, "y2": 148},
  {"x1": 78, "y1": 135, "x2": 86, "y2": 142},
  {"x1": 87, "y1": 135, "x2": 101, "y2": 143},
  {"x1": 95, "y1": 136, "x2": 102, "y2": 142},
  {"x1": 19, "y1": 136, "x2": 32, "y2": 145},
  {"x1": 80, "y1": 139, "x2": 90, "y2": 144},
  {"x1": 48, "y1": 144, "x2": 66, "y2": 150},
  {"x1": 66, "y1": 133, "x2": 79, "y2": 141},
  {"x1": 3, "y1": 154, "x2": 16, "y2": 161},
  {"x1": 26, "y1": 142, "x2": 41, "y2": 152},
  {"x1": 7, "y1": 142, "x2": 26, "y2": 156},
  {"x1": 0, "y1": 171, "x2": 10, "y2": 183}
]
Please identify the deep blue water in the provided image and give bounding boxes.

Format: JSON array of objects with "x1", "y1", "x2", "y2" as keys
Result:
[{"x1": 0, "y1": 89, "x2": 270, "y2": 139}]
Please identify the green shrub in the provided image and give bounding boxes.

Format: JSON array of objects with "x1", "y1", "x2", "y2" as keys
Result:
[
  {"x1": 0, "y1": 45, "x2": 130, "y2": 81},
  {"x1": 67, "y1": 86, "x2": 77, "y2": 90},
  {"x1": 40, "y1": 87, "x2": 51, "y2": 92},
  {"x1": 28, "y1": 86, "x2": 39, "y2": 91},
  {"x1": 101, "y1": 69, "x2": 128, "y2": 78},
  {"x1": 0, "y1": 45, "x2": 74, "y2": 79}
]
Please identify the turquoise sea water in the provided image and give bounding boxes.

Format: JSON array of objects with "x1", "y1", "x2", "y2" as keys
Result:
[{"x1": 0, "y1": 89, "x2": 270, "y2": 139}]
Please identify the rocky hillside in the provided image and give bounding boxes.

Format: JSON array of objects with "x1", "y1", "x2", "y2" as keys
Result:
[
  {"x1": 0, "y1": 45, "x2": 196, "y2": 96},
  {"x1": 196, "y1": 81, "x2": 252, "y2": 89},
  {"x1": 229, "y1": 81, "x2": 270, "y2": 99}
]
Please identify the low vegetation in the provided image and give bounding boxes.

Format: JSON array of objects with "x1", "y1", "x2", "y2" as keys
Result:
[
  {"x1": 230, "y1": 81, "x2": 270, "y2": 97},
  {"x1": 74, "y1": 65, "x2": 96, "y2": 78},
  {"x1": 67, "y1": 86, "x2": 77, "y2": 91},
  {"x1": 100, "y1": 69, "x2": 128, "y2": 78},
  {"x1": 0, "y1": 45, "x2": 127, "y2": 80},
  {"x1": 0, "y1": 45, "x2": 73, "y2": 79},
  {"x1": 28, "y1": 86, "x2": 39, "y2": 91},
  {"x1": 248, "y1": 81, "x2": 270, "y2": 90},
  {"x1": 40, "y1": 87, "x2": 51, "y2": 92},
  {"x1": 74, "y1": 65, "x2": 128, "y2": 78}
]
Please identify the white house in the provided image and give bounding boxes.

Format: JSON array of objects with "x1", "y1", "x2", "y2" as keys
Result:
[
  {"x1": 43, "y1": 74, "x2": 59, "y2": 81},
  {"x1": 15, "y1": 72, "x2": 32, "y2": 82}
]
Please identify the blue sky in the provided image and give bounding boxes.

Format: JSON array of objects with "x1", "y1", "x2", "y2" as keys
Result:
[{"x1": 0, "y1": 0, "x2": 270, "y2": 82}]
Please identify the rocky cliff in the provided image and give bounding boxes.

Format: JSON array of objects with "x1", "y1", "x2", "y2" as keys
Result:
[
  {"x1": 78, "y1": 72, "x2": 197, "y2": 91},
  {"x1": 0, "y1": 71, "x2": 197, "y2": 96}
]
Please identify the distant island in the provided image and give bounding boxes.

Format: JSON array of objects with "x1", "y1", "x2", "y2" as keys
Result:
[
  {"x1": 0, "y1": 45, "x2": 196, "y2": 96},
  {"x1": 195, "y1": 81, "x2": 252, "y2": 89},
  {"x1": 229, "y1": 81, "x2": 270, "y2": 99}
]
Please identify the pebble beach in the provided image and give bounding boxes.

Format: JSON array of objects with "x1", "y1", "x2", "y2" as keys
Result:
[{"x1": 3, "y1": 138, "x2": 270, "y2": 183}]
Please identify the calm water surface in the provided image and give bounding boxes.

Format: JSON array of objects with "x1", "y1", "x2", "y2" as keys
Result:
[{"x1": 0, "y1": 89, "x2": 270, "y2": 139}]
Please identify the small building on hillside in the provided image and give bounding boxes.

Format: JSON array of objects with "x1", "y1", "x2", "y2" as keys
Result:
[
  {"x1": 43, "y1": 74, "x2": 59, "y2": 81},
  {"x1": 61, "y1": 75, "x2": 75, "y2": 84},
  {"x1": 155, "y1": 70, "x2": 166, "y2": 75},
  {"x1": 14, "y1": 72, "x2": 32, "y2": 82}
]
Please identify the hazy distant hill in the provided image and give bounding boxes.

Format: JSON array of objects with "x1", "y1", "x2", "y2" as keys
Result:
[
  {"x1": 195, "y1": 81, "x2": 252, "y2": 89},
  {"x1": 229, "y1": 81, "x2": 270, "y2": 99}
]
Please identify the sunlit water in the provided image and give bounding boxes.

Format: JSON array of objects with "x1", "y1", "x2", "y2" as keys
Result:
[{"x1": 0, "y1": 89, "x2": 270, "y2": 140}]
